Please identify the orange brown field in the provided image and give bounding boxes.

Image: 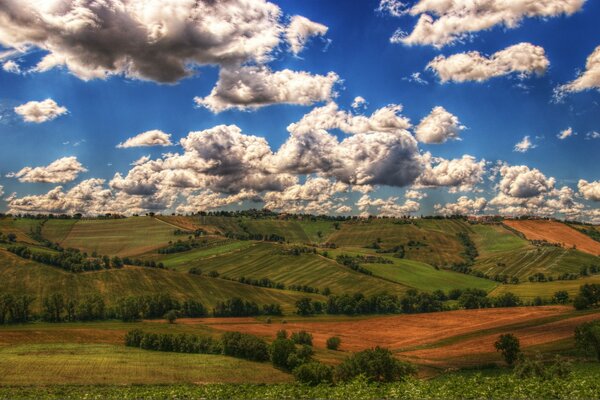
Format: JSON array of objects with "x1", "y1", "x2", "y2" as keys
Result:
[
  {"x1": 504, "y1": 220, "x2": 600, "y2": 256},
  {"x1": 176, "y1": 306, "x2": 576, "y2": 352}
]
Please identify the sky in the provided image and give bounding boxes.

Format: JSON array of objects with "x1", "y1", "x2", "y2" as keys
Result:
[{"x1": 0, "y1": 0, "x2": 598, "y2": 221}]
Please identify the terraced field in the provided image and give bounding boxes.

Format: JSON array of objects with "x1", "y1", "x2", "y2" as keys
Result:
[
  {"x1": 242, "y1": 219, "x2": 311, "y2": 243},
  {"x1": 473, "y1": 246, "x2": 599, "y2": 280},
  {"x1": 56, "y1": 217, "x2": 177, "y2": 256},
  {"x1": 504, "y1": 220, "x2": 600, "y2": 256},
  {"x1": 153, "y1": 240, "x2": 255, "y2": 271},
  {"x1": 470, "y1": 224, "x2": 529, "y2": 256},
  {"x1": 196, "y1": 242, "x2": 409, "y2": 295},
  {"x1": 0, "y1": 249, "x2": 320, "y2": 313},
  {"x1": 327, "y1": 220, "x2": 466, "y2": 266},
  {"x1": 490, "y1": 274, "x2": 600, "y2": 300},
  {"x1": 0, "y1": 217, "x2": 41, "y2": 244}
]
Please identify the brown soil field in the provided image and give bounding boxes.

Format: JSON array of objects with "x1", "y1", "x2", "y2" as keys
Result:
[
  {"x1": 184, "y1": 306, "x2": 572, "y2": 352},
  {"x1": 504, "y1": 220, "x2": 600, "y2": 256},
  {"x1": 403, "y1": 312, "x2": 600, "y2": 366},
  {"x1": 0, "y1": 328, "x2": 126, "y2": 346}
]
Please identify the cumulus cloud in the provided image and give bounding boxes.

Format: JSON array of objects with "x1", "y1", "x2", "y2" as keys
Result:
[
  {"x1": 405, "y1": 189, "x2": 427, "y2": 200},
  {"x1": 435, "y1": 196, "x2": 487, "y2": 215},
  {"x1": 0, "y1": 185, "x2": 3, "y2": 197},
  {"x1": 0, "y1": 0, "x2": 287, "y2": 83},
  {"x1": 195, "y1": 66, "x2": 339, "y2": 113},
  {"x1": 263, "y1": 177, "x2": 350, "y2": 214},
  {"x1": 398, "y1": 0, "x2": 584, "y2": 47},
  {"x1": 117, "y1": 130, "x2": 173, "y2": 148},
  {"x1": 578, "y1": 180, "x2": 600, "y2": 201},
  {"x1": 7, "y1": 156, "x2": 87, "y2": 183},
  {"x1": 415, "y1": 106, "x2": 465, "y2": 144},
  {"x1": 496, "y1": 165, "x2": 555, "y2": 198},
  {"x1": 14, "y1": 99, "x2": 68, "y2": 123},
  {"x1": 416, "y1": 153, "x2": 485, "y2": 192},
  {"x1": 556, "y1": 45, "x2": 600, "y2": 96},
  {"x1": 285, "y1": 15, "x2": 328, "y2": 55},
  {"x1": 557, "y1": 127, "x2": 574, "y2": 140},
  {"x1": 351, "y1": 96, "x2": 367, "y2": 110},
  {"x1": 356, "y1": 194, "x2": 420, "y2": 217},
  {"x1": 2, "y1": 60, "x2": 20, "y2": 74},
  {"x1": 376, "y1": 0, "x2": 408, "y2": 17},
  {"x1": 513, "y1": 135, "x2": 536, "y2": 152},
  {"x1": 427, "y1": 43, "x2": 549, "y2": 83},
  {"x1": 176, "y1": 189, "x2": 260, "y2": 214},
  {"x1": 276, "y1": 102, "x2": 423, "y2": 187}
]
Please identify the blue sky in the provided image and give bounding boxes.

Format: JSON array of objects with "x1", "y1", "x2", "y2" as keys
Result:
[{"x1": 0, "y1": 0, "x2": 598, "y2": 220}]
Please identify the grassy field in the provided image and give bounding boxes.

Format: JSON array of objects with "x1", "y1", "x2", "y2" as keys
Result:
[
  {"x1": 156, "y1": 240, "x2": 255, "y2": 270},
  {"x1": 473, "y1": 246, "x2": 599, "y2": 280},
  {"x1": 0, "y1": 249, "x2": 322, "y2": 313},
  {"x1": 469, "y1": 224, "x2": 529, "y2": 256},
  {"x1": 363, "y1": 258, "x2": 497, "y2": 292},
  {"x1": 195, "y1": 242, "x2": 408, "y2": 295},
  {"x1": 56, "y1": 217, "x2": 177, "y2": 256},
  {"x1": 40, "y1": 219, "x2": 78, "y2": 243},
  {"x1": 327, "y1": 220, "x2": 467, "y2": 266},
  {"x1": 0, "y1": 218, "x2": 41, "y2": 244},
  {"x1": 0, "y1": 343, "x2": 291, "y2": 385},
  {"x1": 490, "y1": 274, "x2": 600, "y2": 300}
]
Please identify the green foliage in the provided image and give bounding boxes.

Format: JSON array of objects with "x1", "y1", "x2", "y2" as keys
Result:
[
  {"x1": 165, "y1": 310, "x2": 177, "y2": 324},
  {"x1": 495, "y1": 334, "x2": 521, "y2": 366},
  {"x1": 326, "y1": 336, "x2": 341, "y2": 350},
  {"x1": 552, "y1": 290, "x2": 570, "y2": 304},
  {"x1": 221, "y1": 332, "x2": 270, "y2": 362},
  {"x1": 334, "y1": 347, "x2": 416, "y2": 383},
  {"x1": 575, "y1": 321, "x2": 600, "y2": 361},
  {"x1": 514, "y1": 354, "x2": 572, "y2": 380},
  {"x1": 0, "y1": 293, "x2": 35, "y2": 324},
  {"x1": 293, "y1": 362, "x2": 333, "y2": 386},
  {"x1": 125, "y1": 329, "x2": 219, "y2": 355},
  {"x1": 291, "y1": 331, "x2": 313, "y2": 346},
  {"x1": 270, "y1": 338, "x2": 297, "y2": 369},
  {"x1": 574, "y1": 284, "x2": 600, "y2": 310}
]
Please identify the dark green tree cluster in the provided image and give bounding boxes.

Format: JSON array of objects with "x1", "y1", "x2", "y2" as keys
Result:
[
  {"x1": 335, "y1": 255, "x2": 373, "y2": 275},
  {"x1": 213, "y1": 297, "x2": 281, "y2": 317},
  {"x1": 270, "y1": 330, "x2": 315, "y2": 371},
  {"x1": 222, "y1": 331, "x2": 270, "y2": 361},
  {"x1": 158, "y1": 239, "x2": 208, "y2": 254},
  {"x1": 575, "y1": 320, "x2": 600, "y2": 361},
  {"x1": 115, "y1": 294, "x2": 206, "y2": 322},
  {"x1": 125, "y1": 329, "x2": 220, "y2": 354},
  {"x1": 0, "y1": 231, "x2": 17, "y2": 243},
  {"x1": 0, "y1": 293, "x2": 34, "y2": 324},
  {"x1": 334, "y1": 347, "x2": 416, "y2": 383},
  {"x1": 42, "y1": 293, "x2": 106, "y2": 322},
  {"x1": 574, "y1": 284, "x2": 600, "y2": 310}
]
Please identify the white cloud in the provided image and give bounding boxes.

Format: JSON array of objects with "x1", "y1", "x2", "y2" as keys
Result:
[
  {"x1": 399, "y1": 0, "x2": 584, "y2": 47},
  {"x1": 435, "y1": 196, "x2": 487, "y2": 215},
  {"x1": 117, "y1": 130, "x2": 173, "y2": 148},
  {"x1": 263, "y1": 177, "x2": 349, "y2": 214},
  {"x1": 7, "y1": 156, "x2": 87, "y2": 183},
  {"x1": 376, "y1": 0, "x2": 408, "y2": 17},
  {"x1": 0, "y1": 185, "x2": 3, "y2": 197},
  {"x1": 586, "y1": 131, "x2": 600, "y2": 140},
  {"x1": 416, "y1": 153, "x2": 485, "y2": 192},
  {"x1": 557, "y1": 127, "x2": 574, "y2": 140},
  {"x1": 427, "y1": 43, "x2": 549, "y2": 83},
  {"x1": 578, "y1": 180, "x2": 600, "y2": 201},
  {"x1": 496, "y1": 165, "x2": 555, "y2": 198},
  {"x1": 415, "y1": 106, "x2": 465, "y2": 144},
  {"x1": 405, "y1": 189, "x2": 427, "y2": 200},
  {"x1": 2, "y1": 60, "x2": 20, "y2": 74},
  {"x1": 351, "y1": 96, "x2": 367, "y2": 110},
  {"x1": 285, "y1": 15, "x2": 328, "y2": 55},
  {"x1": 14, "y1": 99, "x2": 68, "y2": 123},
  {"x1": 0, "y1": 0, "x2": 286, "y2": 83},
  {"x1": 403, "y1": 72, "x2": 428, "y2": 85},
  {"x1": 556, "y1": 45, "x2": 600, "y2": 96},
  {"x1": 356, "y1": 194, "x2": 420, "y2": 217},
  {"x1": 513, "y1": 135, "x2": 536, "y2": 152},
  {"x1": 194, "y1": 66, "x2": 339, "y2": 113},
  {"x1": 176, "y1": 189, "x2": 260, "y2": 214}
]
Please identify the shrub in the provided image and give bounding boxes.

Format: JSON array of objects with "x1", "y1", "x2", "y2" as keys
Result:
[
  {"x1": 326, "y1": 336, "x2": 341, "y2": 350},
  {"x1": 165, "y1": 310, "x2": 177, "y2": 324},
  {"x1": 221, "y1": 331, "x2": 269, "y2": 362},
  {"x1": 334, "y1": 347, "x2": 415, "y2": 383},
  {"x1": 291, "y1": 330, "x2": 313, "y2": 346},
  {"x1": 574, "y1": 321, "x2": 600, "y2": 361},
  {"x1": 293, "y1": 362, "x2": 333, "y2": 386},
  {"x1": 270, "y1": 338, "x2": 297, "y2": 369},
  {"x1": 494, "y1": 334, "x2": 521, "y2": 366}
]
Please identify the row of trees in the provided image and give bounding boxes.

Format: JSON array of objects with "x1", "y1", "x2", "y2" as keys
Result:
[
  {"x1": 213, "y1": 297, "x2": 282, "y2": 317},
  {"x1": 8, "y1": 245, "x2": 124, "y2": 273},
  {"x1": 0, "y1": 294, "x2": 34, "y2": 324}
]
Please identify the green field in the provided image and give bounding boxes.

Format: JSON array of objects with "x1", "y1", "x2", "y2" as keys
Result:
[
  {"x1": 0, "y1": 249, "x2": 322, "y2": 313},
  {"x1": 362, "y1": 257, "x2": 497, "y2": 292},
  {"x1": 490, "y1": 274, "x2": 600, "y2": 300},
  {"x1": 0, "y1": 343, "x2": 291, "y2": 385},
  {"x1": 470, "y1": 224, "x2": 529, "y2": 256},
  {"x1": 327, "y1": 220, "x2": 467, "y2": 266},
  {"x1": 156, "y1": 240, "x2": 255, "y2": 270},
  {"x1": 0, "y1": 218, "x2": 41, "y2": 244},
  {"x1": 195, "y1": 242, "x2": 408, "y2": 295},
  {"x1": 41, "y1": 219, "x2": 78, "y2": 243},
  {"x1": 473, "y1": 246, "x2": 599, "y2": 280},
  {"x1": 55, "y1": 217, "x2": 178, "y2": 256}
]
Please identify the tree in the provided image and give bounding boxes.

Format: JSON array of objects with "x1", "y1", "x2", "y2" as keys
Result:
[
  {"x1": 574, "y1": 321, "x2": 600, "y2": 361},
  {"x1": 494, "y1": 334, "x2": 521, "y2": 366},
  {"x1": 326, "y1": 336, "x2": 341, "y2": 350},
  {"x1": 165, "y1": 310, "x2": 177, "y2": 324},
  {"x1": 270, "y1": 338, "x2": 297, "y2": 369},
  {"x1": 291, "y1": 330, "x2": 313, "y2": 346},
  {"x1": 552, "y1": 290, "x2": 570, "y2": 305},
  {"x1": 43, "y1": 293, "x2": 65, "y2": 322},
  {"x1": 295, "y1": 298, "x2": 314, "y2": 316},
  {"x1": 574, "y1": 284, "x2": 600, "y2": 310},
  {"x1": 293, "y1": 362, "x2": 333, "y2": 386},
  {"x1": 493, "y1": 292, "x2": 521, "y2": 308},
  {"x1": 334, "y1": 347, "x2": 415, "y2": 383}
]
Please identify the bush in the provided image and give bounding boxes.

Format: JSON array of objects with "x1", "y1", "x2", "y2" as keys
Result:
[
  {"x1": 326, "y1": 336, "x2": 341, "y2": 350},
  {"x1": 221, "y1": 331, "x2": 269, "y2": 362},
  {"x1": 334, "y1": 347, "x2": 415, "y2": 383},
  {"x1": 574, "y1": 321, "x2": 600, "y2": 361},
  {"x1": 293, "y1": 362, "x2": 333, "y2": 386},
  {"x1": 291, "y1": 330, "x2": 313, "y2": 346},
  {"x1": 165, "y1": 310, "x2": 177, "y2": 324},
  {"x1": 515, "y1": 354, "x2": 572, "y2": 380},
  {"x1": 270, "y1": 338, "x2": 297, "y2": 369},
  {"x1": 494, "y1": 334, "x2": 521, "y2": 366}
]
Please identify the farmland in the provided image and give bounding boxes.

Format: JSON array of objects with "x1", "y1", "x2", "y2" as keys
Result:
[{"x1": 0, "y1": 214, "x2": 599, "y2": 396}]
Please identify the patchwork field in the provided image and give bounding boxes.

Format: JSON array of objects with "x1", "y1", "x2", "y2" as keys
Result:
[
  {"x1": 490, "y1": 274, "x2": 600, "y2": 300},
  {"x1": 504, "y1": 220, "x2": 600, "y2": 256}
]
